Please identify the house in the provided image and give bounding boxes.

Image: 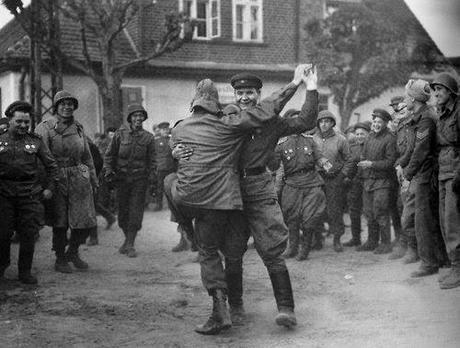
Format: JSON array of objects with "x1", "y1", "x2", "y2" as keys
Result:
[{"x1": 0, "y1": 0, "x2": 454, "y2": 135}]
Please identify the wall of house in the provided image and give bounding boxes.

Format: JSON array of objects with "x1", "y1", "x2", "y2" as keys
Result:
[{"x1": 0, "y1": 72, "x2": 21, "y2": 118}]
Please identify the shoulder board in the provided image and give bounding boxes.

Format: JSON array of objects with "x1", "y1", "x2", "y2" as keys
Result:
[
  {"x1": 301, "y1": 133, "x2": 313, "y2": 138},
  {"x1": 277, "y1": 136, "x2": 288, "y2": 145},
  {"x1": 74, "y1": 121, "x2": 84, "y2": 130},
  {"x1": 40, "y1": 117, "x2": 58, "y2": 128}
]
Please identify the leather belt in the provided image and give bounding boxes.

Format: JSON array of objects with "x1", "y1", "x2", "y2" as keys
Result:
[
  {"x1": 285, "y1": 167, "x2": 312, "y2": 178},
  {"x1": 240, "y1": 166, "x2": 266, "y2": 178}
]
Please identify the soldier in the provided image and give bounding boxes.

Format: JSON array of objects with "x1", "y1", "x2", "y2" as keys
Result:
[
  {"x1": 104, "y1": 104, "x2": 156, "y2": 258},
  {"x1": 431, "y1": 73, "x2": 460, "y2": 289},
  {"x1": 357, "y1": 109, "x2": 397, "y2": 254},
  {"x1": 36, "y1": 91, "x2": 98, "y2": 273},
  {"x1": 276, "y1": 131, "x2": 328, "y2": 261},
  {"x1": 0, "y1": 101, "x2": 59, "y2": 284},
  {"x1": 343, "y1": 122, "x2": 371, "y2": 247},
  {"x1": 312, "y1": 110, "x2": 353, "y2": 252},
  {"x1": 168, "y1": 64, "x2": 309, "y2": 335},
  {"x1": 400, "y1": 79, "x2": 444, "y2": 277},
  {"x1": 153, "y1": 121, "x2": 176, "y2": 212},
  {"x1": 390, "y1": 102, "x2": 419, "y2": 263}
]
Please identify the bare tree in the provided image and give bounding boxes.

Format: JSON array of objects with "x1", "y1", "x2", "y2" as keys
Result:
[{"x1": 3, "y1": 0, "x2": 193, "y2": 128}]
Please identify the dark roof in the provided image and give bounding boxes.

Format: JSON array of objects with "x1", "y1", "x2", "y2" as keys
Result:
[{"x1": 0, "y1": 7, "x2": 137, "y2": 66}]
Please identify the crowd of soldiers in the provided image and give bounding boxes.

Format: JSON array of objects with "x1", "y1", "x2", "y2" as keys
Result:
[{"x1": 0, "y1": 64, "x2": 458, "y2": 337}]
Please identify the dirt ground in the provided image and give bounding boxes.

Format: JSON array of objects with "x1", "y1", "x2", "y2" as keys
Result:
[{"x1": 1, "y1": 209, "x2": 459, "y2": 348}]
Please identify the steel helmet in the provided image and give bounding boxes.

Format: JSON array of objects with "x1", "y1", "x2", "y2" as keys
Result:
[
  {"x1": 429, "y1": 73, "x2": 458, "y2": 95},
  {"x1": 53, "y1": 90, "x2": 79, "y2": 112}
]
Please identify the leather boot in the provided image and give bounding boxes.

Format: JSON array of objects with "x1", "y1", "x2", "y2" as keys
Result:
[
  {"x1": 226, "y1": 271, "x2": 245, "y2": 325},
  {"x1": 344, "y1": 215, "x2": 362, "y2": 247},
  {"x1": 296, "y1": 230, "x2": 312, "y2": 261},
  {"x1": 373, "y1": 243, "x2": 392, "y2": 255},
  {"x1": 0, "y1": 239, "x2": 11, "y2": 278},
  {"x1": 172, "y1": 225, "x2": 190, "y2": 252},
  {"x1": 119, "y1": 229, "x2": 129, "y2": 254},
  {"x1": 333, "y1": 235, "x2": 343, "y2": 252},
  {"x1": 66, "y1": 250, "x2": 89, "y2": 270},
  {"x1": 402, "y1": 244, "x2": 419, "y2": 264},
  {"x1": 125, "y1": 230, "x2": 138, "y2": 258},
  {"x1": 388, "y1": 242, "x2": 407, "y2": 260},
  {"x1": 87, "y1": 227, "x2": 98, "y2": 246},
  {"x1": 18, "y1": 243, "x2": 37, "y2": 284},
  {"x1": 53, "y1": 228, "x2": 72, "y2": 273},
  {"x1": 195, "y1": 289, "x2": 232, "y2": 335},
  {"x1": 440, "y1": 251, "x2": 460, "y2": 290},
  {"x1": 269, "y1": 270, "x2": 297, "y2": 328},
  {"x1": 282, "y1": 228, "x2": 299, "y2": 259},
  {"x1": 410, "y1": 264, "x2": 438, "y2": 278}
]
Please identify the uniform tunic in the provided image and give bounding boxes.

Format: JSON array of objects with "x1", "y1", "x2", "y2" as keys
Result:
[
  {"x1": 35, "y1": 116, "x2": 97, "y2": 229},
  {"x1": 0, "y1": 129, "x2": 58, "y2": 272}
]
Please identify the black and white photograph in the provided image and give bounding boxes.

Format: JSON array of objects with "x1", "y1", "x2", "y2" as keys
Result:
[{"x1": 0, "y1": 0, "x2": 459, "y2": 347}]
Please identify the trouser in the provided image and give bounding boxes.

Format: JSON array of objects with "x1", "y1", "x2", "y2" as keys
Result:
[
  {"x1": 117, "y1": 179, "x2": 148, "y2": 234},
  {"x1": 0, "y1": 194, "x2": 41, "y2": 274},
  {"x1": 281, "y1": 184, "x2": 326, "y2": 248},
  {"x1": 52, "y1": 227, "x2": 91, "y2": 258},
  {"x1": 400, "y1": 181, "x2": 416, "y2": 248},
  {"x1": 347, "y1": 180, "x2": 363, "y2": 241},
  {"x1": 181, "y1": 206, "x2": 247, "y2": 293},
  {"x1": 156, "y1": 169, "x2": 173, "y2": 208},
  {"x1": 439, "y1": 178, "x2": 460, "y2": 263},
  {"x1": 414, "y1": 181, "x2": 444, "y2": 268},
  {"x1": 363, "y1": 188, "x2": 391, "y2": 245},
  {"x1": 323, "y1": 176, "x2": 346, "y2": 238},
  {"x1": 389, "y1": 181, "x2": 402, "y2": 240}
]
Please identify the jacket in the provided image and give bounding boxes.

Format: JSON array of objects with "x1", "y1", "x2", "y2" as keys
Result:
[
  {"x1": 436, "y1": 96, "x2": 460, "y2": 181},
  {"x1": 0, "y1": 129, "x2": 58, "y2": 197},
  {"x1": 395, "y1": 115, "x2": 416, "y2": 169},
  {"x1": 172, "y1": 83, "x2": 298, "y2": 210},
  {"x1": 313, "y1": 128, "x2": 352, "y2": 178},
  {"x1": 403, "y1": 104, "x2": 437, "y2": 183},
  {"x1": 104, "y1": 124, "x2": 156, "y2": 182}
]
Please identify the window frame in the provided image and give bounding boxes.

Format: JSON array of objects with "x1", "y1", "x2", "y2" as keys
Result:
[
  {"x1": 179, "y1": 0, "x2": 221, "y2": 40},
  {"x1": 232, "y1": 0, "x2": 263, "y2": 43}
]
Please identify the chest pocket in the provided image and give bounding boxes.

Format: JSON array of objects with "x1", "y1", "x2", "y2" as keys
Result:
[
  {"x1": 443, "y1": 116, "x2": 459, "y2": 145},
  {"x1": 282, "y1": 148, "x2": 295, "y2": 162},
  {"x1": 131, "y1": 137, "x2": 149, "y2": 160},
  {"x1": 119, "y1": 139, "x2": 132, "y2": 159},
  {"x1": 23, "y1": 144, "x2": 38, "y2": 164},
  {"x1": 300, "y1": 145, "x2": 315, "y2": 167}
]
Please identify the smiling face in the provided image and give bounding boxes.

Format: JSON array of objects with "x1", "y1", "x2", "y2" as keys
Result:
[
  {"x1": 56, "y1": 99, "x2": 75, "y2": 118},
  {"x1": 9, "y1": 111, "x2": 31, "y2": 135},
  {"x1": 372, "y1": 117, "x2": 387, "y2": 134},
  {"x1": 234, "y1": 87, "x2": 260, "y2": 110},
  {"x1": 354, "y1": 127, "x2": 369, "y2": 145},
  {"x1": 130, "y1": 112, "x2": 145, "y2": 130}
]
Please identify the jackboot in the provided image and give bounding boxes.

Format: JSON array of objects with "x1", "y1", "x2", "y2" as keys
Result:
[
  {"x1": 66, "y1": 250, "x2": 89, "y2": 270},
  {"x1": 356, "y1": 240, "x2": 378, "y2": 252},
  {"x1": 410, "y1": 264, "x2": 438, "y2": 278},
  {"x1": 195, "y1": 289, "x2": 232, "y2": 335},
  {"x1": 53, "y1": 228, "x2": 72, "y2": 273},
  {"x1": 373, "y1": 243, "x2": 392, "y2": 255},
  {"x1": 0, "y1": 239, "x2": 11, "y2": 278},
  {"x1": 18, "y1": 242, "x2": 37, "y2": 284},
  {"x1": 226, "y1": 271, "x2": 245, "y2": 325},
  {"x1": 125, "y1": 229, "x2": 138, "y2": 258},
  {"x1": 172, "y1": 225, "x2": 189, "y2": 252},
  {"x1": 344, "y1": 216, "x2": 362, "y2": 247},
  {"x1": 269, "y1": 270, "x2": 297, "y2": 328},
  {"x1": 87, "y1": 227, "x2": 98, "y2": 246},
  {"x1": 119, "y1": 229, "x2": 129, "y2": 254},
  {"x1": 388, "y1": 237, "x2": 407, "y2": 260},
  {"x1": 282, "y1": 228, "x2": 299, "y2": 259},
  {"x1": 333, "y1": 235, "x2": 343, "y2": 253},
  {"x1": 296, "y1": 230, "x2": 312, "y2": 261}
]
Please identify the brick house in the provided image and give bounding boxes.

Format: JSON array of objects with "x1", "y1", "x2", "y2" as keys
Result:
[{"x1": 0, "y1": 0, "x2": 453, "y2": 135}]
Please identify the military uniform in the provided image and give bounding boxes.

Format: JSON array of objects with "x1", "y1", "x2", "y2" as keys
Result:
[
  {"x1": 154, "y1": 134, "x2": 175, "y2": 210},
  {"x1": 276, "y1": 133, "x2": 326, "y2": 260},
  {"x1": 0, "y1": 127, "x2": 58, "y2": 282},
  {"x1": 169, "y1": 77, "x2": 300, "y2": 334},
  {"x1": 359, "y1": 127, "x2": 397, "y2": 252},
  {"x1": 404, "y1": 104, "x2": 446, "y2": 274},
  {"x1": 35, "y1": 115, "x2": 98, "y2": 265},
  {"x1": 313, "y1": 113, "x2": 353, "y2": 251},
  {"x1": 104, "y1": 123, "x2": 156, "y2": 254}
]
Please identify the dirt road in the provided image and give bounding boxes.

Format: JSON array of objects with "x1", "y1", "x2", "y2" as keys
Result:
[{"x1": 1, "y1": 210, "x2": 459, "y2": 347}]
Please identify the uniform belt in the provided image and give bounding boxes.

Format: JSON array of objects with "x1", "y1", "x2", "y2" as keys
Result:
[
  {"x1": 57, "y1": 159, "x2": 81, "y2": 168},
  {"x1": 285, "y1": 168, "x2": 312, "y2": 178},
  {"x1": 240, "y1": 166, "x2": 266, "y2": 178}
]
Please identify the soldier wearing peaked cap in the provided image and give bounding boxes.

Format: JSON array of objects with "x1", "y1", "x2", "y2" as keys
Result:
[
  {"x1": 431, "y1": 72, "x2": 460, "y2": 289},
  {"x1": 401, "y1": 79, "x2": 449, "y2": 278},
  {"x1": 104, "y1": 104, "x2": 156, "y2": 258},
  {"x1": 0, "y1": 101, "x2": 59, "y2": 284},
  {"x1": 35, "y1": 91, "x2": 98, "y2": 274}
]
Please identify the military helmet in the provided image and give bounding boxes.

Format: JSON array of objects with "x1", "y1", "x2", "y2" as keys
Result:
[
  {"x1": 317, "y1": 110, "x2": 336, "y2": 127},
  {"x1": 53, "y1": 90, "x2": 79, "y2": 112},
  {"x1": 126, "y1": 104, "x2": 147, "y2": 122},
  {"x1": 429, "y1": 73, "x2": 458, "y2": 95}
]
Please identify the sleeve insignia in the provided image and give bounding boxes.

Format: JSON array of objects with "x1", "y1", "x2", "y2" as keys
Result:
[{"x1": 416, "y1": 129, "x2": 429, "y2": 140}]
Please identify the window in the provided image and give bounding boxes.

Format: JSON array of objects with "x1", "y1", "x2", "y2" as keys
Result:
[
  {"x1": 232, "y1": 0, "x2": 263, "y2": 42},
  {"x1": 180, "y1": 0, "x2": 220, "y2": 40}
]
